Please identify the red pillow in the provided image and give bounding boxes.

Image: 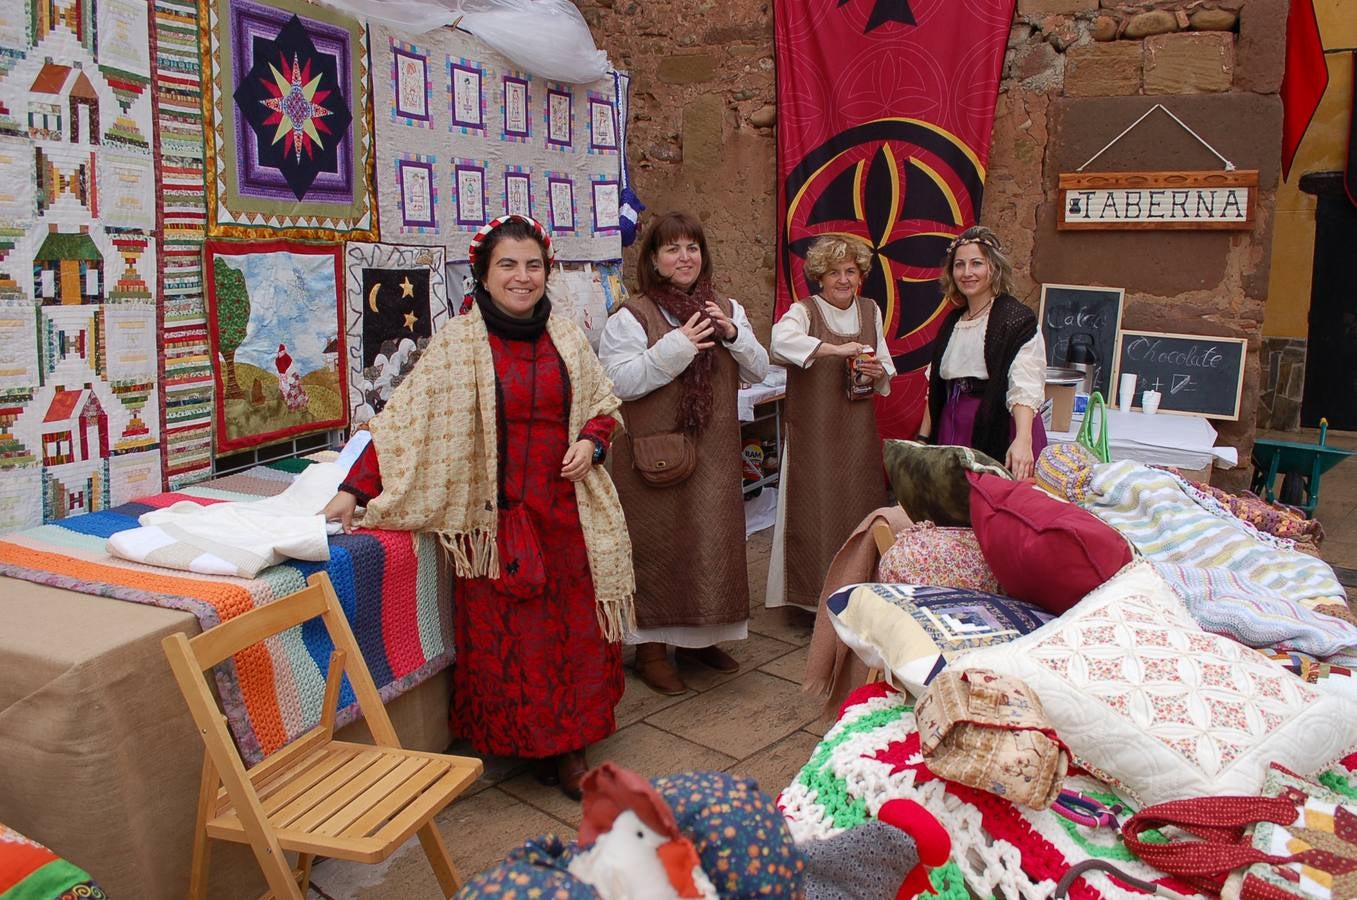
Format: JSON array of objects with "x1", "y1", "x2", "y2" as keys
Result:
[{"x1": 967, "y1": 472, "x2": 1132, "y2": 614}]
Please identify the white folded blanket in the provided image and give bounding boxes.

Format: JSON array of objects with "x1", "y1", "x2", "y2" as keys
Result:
[{"x1": 106, "y1": 461, "x2": 349, "y2": 578}]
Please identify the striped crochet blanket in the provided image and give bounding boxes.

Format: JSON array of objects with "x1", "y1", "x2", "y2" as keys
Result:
[
  {"x1": 1083, "y1": 461, "x2": 1357, "y2": 664},
  {"x1": 780, "y1": 683, "x2": 1357, "y2": 900},
  {"x1": 0, "y1": 459, "x2": 451, "y2": 764}
]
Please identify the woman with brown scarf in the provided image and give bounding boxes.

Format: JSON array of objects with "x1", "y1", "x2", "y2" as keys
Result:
[{"x1": 599, "y1": 212, "x2": 770, "y2": 695}]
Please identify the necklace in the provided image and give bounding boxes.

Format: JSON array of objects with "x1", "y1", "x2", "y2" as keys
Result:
[{"x1": 963, "y1": 297, "x2": 994, "y2": 321}]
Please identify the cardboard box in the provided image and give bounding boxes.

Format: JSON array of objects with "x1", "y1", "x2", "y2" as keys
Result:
[{"x1": 1045, "y1": 382, "x2": 1076, "y2": 433}]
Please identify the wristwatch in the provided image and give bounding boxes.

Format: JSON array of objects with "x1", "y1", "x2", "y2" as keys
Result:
[{"x1": 588, "y1": 437, "x2": 606, "y2": 464}]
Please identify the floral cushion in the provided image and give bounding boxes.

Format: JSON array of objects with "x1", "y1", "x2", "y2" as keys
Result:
[
  {"x1": 876, "y1": 522, "x2": 999, "y2": 593},
  {"x1": 882, "y1": 440, "x2": 1009, "y2": 526},
  {"x1": 826, "y1": 582, "x2": 1054, "y2": 695},
  {"x1": 955, "y1": 560, "x2": 1357, "y2": 806}
]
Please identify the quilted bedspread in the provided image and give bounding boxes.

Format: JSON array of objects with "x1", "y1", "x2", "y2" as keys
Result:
[
  {"x1": 0, "y1": 459, "x2": 451, "y2": 764},
  {"x1": 1081, "y1": 461, "x2": 1357, "y2": 664},
  {"x1": 1, "y1": 821, "x2": 105, "y2": 899},
  {"x1": 779, "y1": 683, "x2": 1357, "y2": 900}
]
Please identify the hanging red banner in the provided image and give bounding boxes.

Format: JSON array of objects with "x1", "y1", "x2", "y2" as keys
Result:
[{"x1": 775, "y1": 0, "x2": 1015, "y2": 438}]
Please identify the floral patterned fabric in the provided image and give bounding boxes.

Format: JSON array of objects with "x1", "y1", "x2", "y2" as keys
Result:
[
  {"x1": 354, "y1": 330, "x2": 624, "y2": 759},
  {"x1": 654, "y1": 770, "x2": 807, "y2": 898},
  {"x1": 876, "y1": 522, "x2": 999, "y2": 593},
  {"x1": 449, "y1": 332, "x2": 625, "y2": 757},
  {"x1": 1177, "y1": 474, "x2": 1325, "y2": 553}
]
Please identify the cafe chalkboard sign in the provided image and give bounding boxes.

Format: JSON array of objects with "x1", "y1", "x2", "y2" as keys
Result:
[
  {"x1": 1039, "y1": 283, "x2": 1125, "y2": 400},
  {"x1": 1113, "y1": 330, "x2": 1248, "y2": 420}
]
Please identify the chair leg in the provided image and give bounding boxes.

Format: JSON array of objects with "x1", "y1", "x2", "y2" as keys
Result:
[
  {"x1": 416, "y1": 822, "x2": 462, "y2": 896},
  {"x1": 188, "y1": 753, "x2": 216, "y2": 900},
  {"x1": 296, "y1": 853, "x2": 314, "y2": 896}
]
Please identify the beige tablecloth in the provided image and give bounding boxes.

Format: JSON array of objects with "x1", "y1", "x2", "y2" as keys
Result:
[{"x1": 0, "y1": 575, "x2": 453, "y2": 899}]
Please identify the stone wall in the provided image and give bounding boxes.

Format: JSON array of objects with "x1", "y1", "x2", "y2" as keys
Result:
[
  {"x1": 577, "y1": 0, "x2": 779, "y2": 338},
  {"x1": 583, "y1": 0, "x2": 1286, "y2": 483},
  {"x1": 990, "y1": 0, "x2": 1284, "y2": 486}
]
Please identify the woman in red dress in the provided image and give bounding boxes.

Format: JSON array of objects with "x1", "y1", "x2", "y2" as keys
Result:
[{"x1": 321, "y1": 216, "x2": 633, "y2": 799}]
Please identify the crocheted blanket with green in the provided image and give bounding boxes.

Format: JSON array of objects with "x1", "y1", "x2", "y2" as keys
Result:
[{"x1": 778, "y1": 682, "x2": 1357, "y2": 899}]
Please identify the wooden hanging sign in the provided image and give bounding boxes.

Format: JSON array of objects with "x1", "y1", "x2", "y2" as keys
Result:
[{"x1": 1057, "y1": 170, "x2": 1258, "y2": 231}]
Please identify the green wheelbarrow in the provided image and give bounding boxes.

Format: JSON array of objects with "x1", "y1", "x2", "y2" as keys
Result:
[{"x1": 1250, "y1": 419, "x2": 1355, "y2": 519}]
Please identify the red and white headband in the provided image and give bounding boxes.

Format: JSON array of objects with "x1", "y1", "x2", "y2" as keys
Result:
[{"x1": 467, "y1": 214, "x2": 555, "y2": 267}]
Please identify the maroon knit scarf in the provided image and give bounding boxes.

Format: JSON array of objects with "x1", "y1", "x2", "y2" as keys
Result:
[{"x1": 644, "y1": 275, "x2": 719, "y2": 434}]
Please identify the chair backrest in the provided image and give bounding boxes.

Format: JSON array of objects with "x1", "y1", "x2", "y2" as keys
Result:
[{"x1": 161, "y1": 572, "x2": 405, "y2": 788}]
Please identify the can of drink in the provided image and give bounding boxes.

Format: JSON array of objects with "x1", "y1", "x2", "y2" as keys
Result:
[{"x1": 848, "y1": 347, "x2": 875, "y2": 399}]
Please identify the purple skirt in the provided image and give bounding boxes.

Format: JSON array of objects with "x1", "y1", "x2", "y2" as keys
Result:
[{"x1": 936, "y1": 385, "x2": 1048, "y2": 463}]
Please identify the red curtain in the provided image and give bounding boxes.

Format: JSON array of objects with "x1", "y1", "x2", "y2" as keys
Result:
[
  {"x1": 1280, "y1": 0, "x2": 1328, "y2": 182},
  {"x1": 774, "y1": 0, "x2": 1015, "y2": 439}
]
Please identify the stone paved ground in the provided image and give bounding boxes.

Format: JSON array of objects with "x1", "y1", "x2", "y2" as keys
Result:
[{"x1": 310, "y1": 431, "x2": 1357, "y2": 897}]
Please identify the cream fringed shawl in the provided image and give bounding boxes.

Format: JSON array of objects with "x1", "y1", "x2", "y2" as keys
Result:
[{"x1": 361, "y1": 305, "x2": 636, "y2": 640}]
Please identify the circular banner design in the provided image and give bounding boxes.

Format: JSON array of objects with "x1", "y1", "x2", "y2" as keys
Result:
[{"x1": 783, "y1": 117, "x2": 985, "y2": 375}]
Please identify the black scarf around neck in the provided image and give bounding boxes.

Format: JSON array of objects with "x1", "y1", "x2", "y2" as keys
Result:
[{"x1": 474, "y1": 285, "x2": 551, "y2": 341}]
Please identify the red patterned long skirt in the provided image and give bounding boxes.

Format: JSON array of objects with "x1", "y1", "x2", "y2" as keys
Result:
[{"x1": 450, "y1": 331, "x2": 624, "y2": 758}]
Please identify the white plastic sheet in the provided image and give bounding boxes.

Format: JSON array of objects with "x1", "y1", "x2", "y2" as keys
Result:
[{"x1": 315, "y1": 0, "x2": 610, "y2": 83}]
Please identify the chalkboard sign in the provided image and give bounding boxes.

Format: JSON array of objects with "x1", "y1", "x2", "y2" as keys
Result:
[
  {"x1": 1038, "y1": 283, "x2": 1125, "y2": 400},
  {"x1": 1113, "y1": 330, "x2": 1248, "y2": 420}
]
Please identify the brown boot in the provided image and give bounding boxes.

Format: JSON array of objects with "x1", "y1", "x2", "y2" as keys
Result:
[
  {"x1": 635, "y1": 642, "x2": 687, "y2": 695},
  {"x1": 557, "y1": 748, "x2": 588, "y2": 801},
  {"x1": 676, "y1": 644, "x2": 741, "y2": 673}
]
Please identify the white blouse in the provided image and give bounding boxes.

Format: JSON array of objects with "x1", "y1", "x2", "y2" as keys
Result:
[
  {"x1": 769, "y1": 296, "x2": 896, "y2": 396},
  {"x1": 599, "y1": 299, "x2": 770, "y2": 401},
  {"x1": 937, "y1": 311, "x2": 1047, "y2": 411}
]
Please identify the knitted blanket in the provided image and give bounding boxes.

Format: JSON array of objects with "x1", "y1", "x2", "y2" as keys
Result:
[
  {"x1": 0, "y1": 459, "x2": 451, "y2": 765},
  {"x1": 1083, "y1": 461, "x2": 1357, "y2": 664},
  {"x1": 780, "y1": 683, "x2": 1200, "y2": 900},
  {"x1": 1, "y1": 821, "x2": 105, "y2": 899},
  {"x1": 783, "y1": 683, "x2": 1357, "y2": 899}
]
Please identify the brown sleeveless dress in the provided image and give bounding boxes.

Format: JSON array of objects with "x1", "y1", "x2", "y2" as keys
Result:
[
  {"x1": 782, "y1": 295, "x2": 889, "y2": 608},
  {"x1": 611, "y1": 295, "x2": 749, "y2": 629}
]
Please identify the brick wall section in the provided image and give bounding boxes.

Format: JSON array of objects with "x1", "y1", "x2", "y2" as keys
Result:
[{"x1": 583, "y1": 0, "x2": 1285, "y2": 480}]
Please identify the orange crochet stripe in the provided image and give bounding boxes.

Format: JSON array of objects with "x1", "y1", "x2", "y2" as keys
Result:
[{"x1": 0, "y1": 542, "x2": 287, "y2": 753}]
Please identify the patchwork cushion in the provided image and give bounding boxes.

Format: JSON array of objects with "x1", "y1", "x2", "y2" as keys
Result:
[
  {"x1": 826, "y1": 583, "x2": 1054, "y2": 695},
  {"x1": 883, "y1": 440, "x2": 1009, "y2": 526},
  {"x1": 968, "y1": 472, "x2": 1132, "y2": 614},
  {"x1": 876, "y1": 522, "x2": 999, "y2": 593},
  {"x1": 955, "y1": 560, "x2": 1357, "y2": 806}
]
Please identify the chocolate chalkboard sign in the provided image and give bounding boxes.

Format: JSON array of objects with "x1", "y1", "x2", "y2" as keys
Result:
[
  {"x1": 1113, "y1": 330, "x2": 1248, "y2": 420},
  {"x1": 1038, "y1": 283, "x2": 1125, "y2": 400}
]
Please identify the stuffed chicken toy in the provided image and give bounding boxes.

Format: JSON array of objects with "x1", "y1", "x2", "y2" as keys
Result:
[{"x1": 455, "y1": 763, "x2": 949, "y2": 900}]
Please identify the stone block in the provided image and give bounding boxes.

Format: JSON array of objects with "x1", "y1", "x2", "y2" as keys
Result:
[
  {"x1": 1091, "y1": 14, "x2": 1119, "y2": 41},
  {"x1": 1065, "y1": 41, "x2": 1142, "y2": 97},
  {"x1": 1144, "y1": 32, "x2": 1234, "y2": 94},
  {"x1": 658, "y1": 53, "x2": 716, "y2": 84},
  {"x1": 747, "y1": 105, "x2": 776, "y2": 128},
  {"x1": 1017, "y1": 39, "x2": 1061, "y2": 82},
  {"x1": 1235, "y1": 0, "x2": 1286, "y2": 94},
  {"x1": 1019, "y1": 0, "x2": 1097, "y2": 15},
  {"x1": 1123, "y1": 9, "x2": 1178, "y2": 38},
  {"x1": 1190, "y1": 8, "x2": 1238, "y2": 31},
  {"x1": 681, "y1": 94, "x2": 725, "y2": 172}
]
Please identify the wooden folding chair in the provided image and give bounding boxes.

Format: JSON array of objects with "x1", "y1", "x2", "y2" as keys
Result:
[{"x1": 161, "y1": 572, "x2": 483, "y2": 899}]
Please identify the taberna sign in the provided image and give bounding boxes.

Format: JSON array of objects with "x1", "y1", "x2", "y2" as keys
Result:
[{"x1": 1057, "y1": 170, "x2": 1257, "y2": 231}]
